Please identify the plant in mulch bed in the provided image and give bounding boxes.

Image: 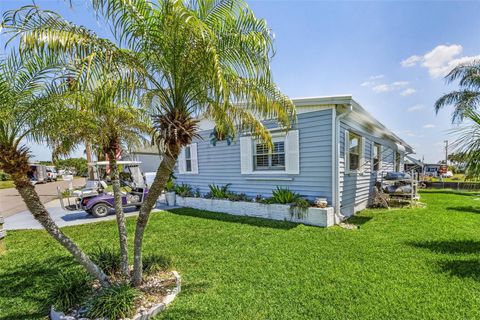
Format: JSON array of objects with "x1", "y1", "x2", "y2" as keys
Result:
[
  {"x1": 86, "y1": 283, "x2": 141, "y2": 320},
  {"x1": 262, "y1": 186, "x2": 312, "y2": 219},
  {"x1": 142, "y1": 254, "x2": 173, "y2": 275},
  {"x1": 48, "y1": 270, "x2": 92, "y2": 313},
  {"x1": 175, "y1": 183, "x2": 194, "y2": 197},
  {"x1": 89, "y1": 246, "x2": 122, "y2": 275}
]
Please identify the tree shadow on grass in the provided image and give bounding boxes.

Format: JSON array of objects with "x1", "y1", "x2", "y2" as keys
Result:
[
  {"x1": 345, "y1": 215, "x2": 372, "y2": 227},
  {"x1": 438, "y1": 259, "x2": 480, "y2": 281},
  {"x1": 409, "y1": 240, "x2": 480, "y2": 255},
  {"x1": 166, "y1": 208, "x2": 297, "y2": 230},
  {"x1": 446, "y1": 206, "x2": 480, "y2": 214},
  {"x1": 0, "y1": 255, "x2": 75, "y2": 320}
]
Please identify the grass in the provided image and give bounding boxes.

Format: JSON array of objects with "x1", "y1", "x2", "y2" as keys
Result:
[
  {"x1": 0, "y1": 180, "x2": 14, "y2": 189},
  {"x1": 2, "y1": 190, "x2": 480, "y2": 319},
  {"x1": 430, "y1": 173, "x2": 466, "y2": 182}
]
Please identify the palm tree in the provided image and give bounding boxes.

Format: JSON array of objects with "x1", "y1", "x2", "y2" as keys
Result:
[
  {"x1": 0, "y1": 53, "x2": 110, "y2": 286},
  {"x1": 449, "y1": 111, "x2": 480, "y2": 180},
  {"x1": 82, "y1": 77, "x2": 150, "y2": 277},
  {"x1": 3, "y1": 0, "x2": 296, "y2": 286},
  {"x1": 435, "y1": 60, "x2": 480, "y2": 122}
]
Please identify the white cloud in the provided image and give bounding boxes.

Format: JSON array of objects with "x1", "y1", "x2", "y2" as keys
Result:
[
  {"x1": 369, "y1": 74, "x2": 384, "y2": 80},
  {"x1": 401, "y1": 44, "x2": 480, "y2": 78},
  {"x1": 361, "y1": 75, "x2": 384, "y2": 87},
  {"x1": 400, "y1": 88, "x2": 416, "y2": 96},
  {"x1": 407, "y1": 104, "x2": 424, "y2": 112},
  {"x1": 401, "y1": 55, "x2": 422, "y2": 67},
  {"x1": 423, "y1": 124, "x2": 436, "y2": 128},
  {"x1": 372, "y1": 81, "x2": 409, "y2": 93}
]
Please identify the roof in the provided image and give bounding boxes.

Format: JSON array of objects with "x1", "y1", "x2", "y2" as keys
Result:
[
  {"x1": 133, "y1": 95, "x2": 415, "y2": 155},
  {"x1": 290, "y1": 95, "x2": 414, "y2": 154}
]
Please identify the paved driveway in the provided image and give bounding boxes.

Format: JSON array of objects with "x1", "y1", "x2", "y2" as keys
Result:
[
  {"x1": 4, "y1": 196, "x2": 178, "y2": 230},
  {"x1": 0, "y1": 178, "x2": 85, "y2": 217}
]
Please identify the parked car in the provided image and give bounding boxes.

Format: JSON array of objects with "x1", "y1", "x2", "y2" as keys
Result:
[{"x1": 46, "y1": 166, "x2": 58, "y2": 182}]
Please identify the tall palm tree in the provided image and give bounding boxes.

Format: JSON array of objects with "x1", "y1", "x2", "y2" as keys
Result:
[
  {"x1": 3, "y1": 0, "x2": 296, "y2": 286},
  {"x1": 0, "y1": 53, "x2": 110, "y2": 286},
  {"x1": 435, "y1": 60, "x2": 480, "y2": 122}
]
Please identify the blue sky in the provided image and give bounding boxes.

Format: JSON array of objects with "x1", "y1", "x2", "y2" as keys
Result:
[{"x1": 2, "y1": 0, "x2": 479, "y2": 163}]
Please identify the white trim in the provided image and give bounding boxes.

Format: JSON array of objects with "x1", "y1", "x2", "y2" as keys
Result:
[
  {"x1": 177, "y1": 143, "x2": 198, "y2": 175},
  {"x1": 240, "y1": 136, "x2": 253, "y2": 174}
]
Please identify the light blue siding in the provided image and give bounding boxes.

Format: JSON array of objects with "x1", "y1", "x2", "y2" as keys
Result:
[
  {"x1": 339, "y1": 113, "x2": 401, "y2": 216},
  {"x1": 175, "y1": 109, "x2": 334, "y2": 202}
]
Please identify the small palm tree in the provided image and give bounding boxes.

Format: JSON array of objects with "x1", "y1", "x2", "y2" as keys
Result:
[
  {"x1": 3, "y1": 0, "x2": 296, "y2": 286},
  {"x1": 435, "y1": 60, "x2": 480, "y2": 122},
  {"x1": 0, "y1": 53, "x2": 110, "y2": 286},
  {"x1": 450, "y1": 111, "x2": 480, "y2": 180},
  {"x1": 83, "y1": 77, "x2": 150, "y2": 277}
]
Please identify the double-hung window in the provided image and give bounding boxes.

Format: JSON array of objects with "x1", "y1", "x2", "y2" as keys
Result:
[
  {"x1": 254, "y1": 139, "x2": 285, "y2": 171},
  {"x1": 348, "y1": 131, "x2": 363, "y2": 171},
  {"x1": 373, "y1": 143, "x2": 381, "y2": 171},
  {"x1": 184, "y1": 146, "x2": 192, "y2": 172}
]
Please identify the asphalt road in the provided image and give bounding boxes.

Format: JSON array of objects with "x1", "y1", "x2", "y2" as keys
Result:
[{"x1": 0, "y1": 178, "x2": 86, "y2": 217}]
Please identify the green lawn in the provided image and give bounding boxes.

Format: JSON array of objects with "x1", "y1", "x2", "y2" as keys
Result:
[
  {"x1": 2, "y1": 190, "x2": 480, "y2": 319},
  {"x1": 0, "y1": 180, "x2": 14, "y2": 189}
]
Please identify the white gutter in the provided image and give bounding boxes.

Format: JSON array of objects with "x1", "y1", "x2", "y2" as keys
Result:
[{"x1": 333, "y1": 104, "x2": 353, "y2": 223}]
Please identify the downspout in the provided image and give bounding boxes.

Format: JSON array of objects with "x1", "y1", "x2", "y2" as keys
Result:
[{"x1": 333, "y1": 103, "x2": 353, "y2": 223}]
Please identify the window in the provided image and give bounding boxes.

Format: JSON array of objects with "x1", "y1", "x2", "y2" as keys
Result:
[
  {"x1": 254, "y1": 140, "x2": 286, "y2": 171},
  {"x1": 178, "y1": 143, "x2": 198, "y2": 174},
  {"x1": 348, "y1": 131, "x2": 363, "y2": 171},
  {"x1": 395, "y1": 152, "x2": 401, "y2": 172},
  {"x1": 185, "y1": 146, "x2": 192, "y2": 172},
  {"x1": 373, "y1": 143, "x2": 381, "y2": 171}
]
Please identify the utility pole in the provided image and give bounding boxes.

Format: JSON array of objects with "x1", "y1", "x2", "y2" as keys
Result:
[{"x1": 444, "y1": 140, "x2": 449, "y2": 166}]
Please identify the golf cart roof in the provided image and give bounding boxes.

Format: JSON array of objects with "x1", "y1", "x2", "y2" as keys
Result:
[{"x1": 88, "y1": 161, "x2": 142, "y2": 166}]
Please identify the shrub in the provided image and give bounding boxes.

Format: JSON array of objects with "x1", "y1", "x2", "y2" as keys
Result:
[
  {"x1": 165, "y1": 179, "x2": 175, "y2": 192},
  {"x1": 227, "y1": 192, "x2": 250, "y2": 202},
  {"x1": 86, "y1": 283, "x2": 140, "y2": 320},
  {"x1": 48, "y1": 270, "x2": 92, "y2": 312},
  {"x1": 89, "y1": 246, "x2": 121, "y2": 275},
  {"x1": 206, "y1": 183, "x2": 232, "y2": 199},
  {"x1": 175, "y1": 183, "x2": 193, "y2": 197},
  {"x1": 0, "y1": 171, "x2": 11, "y2": 181},
  {"x1": 142, "y1": 253, "x2": 173, "y2": 274},
  {"x1": 271, "y1": 187, "x2": 302, "y2": 204}
]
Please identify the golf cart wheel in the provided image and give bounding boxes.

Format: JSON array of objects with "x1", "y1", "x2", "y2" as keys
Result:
[{"x1": 91, "y1": 203, "x2": 109, "y2": 218}]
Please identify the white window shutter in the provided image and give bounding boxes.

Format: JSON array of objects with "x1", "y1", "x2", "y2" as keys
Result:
[
  {"x1": 345, "y1": 130, "x2": 350, "y2": 173},
  {"x1": 178, "y1": 148, "x2": 186, "y2": 174},
  {"x1": 360, "y1": 137, "x2": 366, "y2": 173},
  {"x1": 190, "y1": 143, "x2": 199, "y2": 174},
  {"x1": 240, "y1": 136, "x2": 253, "y2": 174},
  {"x1": 285, "y1": 130, "x2": 300, "y2": 174}
]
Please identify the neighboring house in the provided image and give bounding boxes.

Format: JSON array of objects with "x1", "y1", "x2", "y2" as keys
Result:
[
  {"x1": 423, "y1": 164, "x2": 440, "y2": 177},
  {"x1": 131, "y1": 145, "x2": 162, "y2": 173},
  {"x1": 404, "y1": 155, "x2": 424, "y2": 174},
  {"x1": 133, "y1": 95, "x2": 414, "y2": 217}
]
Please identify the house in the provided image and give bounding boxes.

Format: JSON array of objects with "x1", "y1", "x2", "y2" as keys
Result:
[
  {"x1": 134, "y1": 95, "x2": 414, "y2": 217},
  {"x1": 404, "y1": 155, "x2": 424, "y2": 174}
]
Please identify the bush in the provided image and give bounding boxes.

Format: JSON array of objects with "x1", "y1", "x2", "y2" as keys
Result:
[
  {"x1": 89, "y1": 246, "x2": 121, "y2": 275},
  {"x1": 227, "y1": 192, "x2": 250, "y2": 202},
  {"x1": 142, "y1": 253, "x2": 173, "y2": 274},
  {"x1": 48, "y1": 270, "x2": 92, "y2": 312},
  {"x1": 206, "y1": 183, "x2": 232, "y2": 199},
  {"x1": 271, "y1": 187, "x2": 302, "y2": 204},
  {"x1": 0, "y1": 171, "x2": 11, "y2": 181},
  {"x1": 175, "y1": 183, "x2": 193, "y2": 197},
  {"x1": 165, "y1": 179, "x2": 175, "y2": 192},
  {"x1": 86, "y1": 283, "x2": 140, "y2": 320}
]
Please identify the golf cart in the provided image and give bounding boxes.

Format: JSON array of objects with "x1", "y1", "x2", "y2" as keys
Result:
[{"x1": 58, "y1": 161, "x2": 149, "y2": 217}]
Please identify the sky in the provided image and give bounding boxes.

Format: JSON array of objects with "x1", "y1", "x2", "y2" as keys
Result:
[{"x1": 1, "y1": 0, "x2": 479, "y2": 163}]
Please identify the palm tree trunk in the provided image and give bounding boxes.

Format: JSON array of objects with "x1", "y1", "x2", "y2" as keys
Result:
[
  {"x1": 13, "y1": 175, "x2": 110, "y2": 286},
  {"x1": 85, "y1": 142, "x2": 95, "y2": 180},
  {"x1": 107, "y1": 150, "x2": 129, "y2": 278},
  {"x1": 131, "y1": 152, "x2": 178, "y2": 286}
]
